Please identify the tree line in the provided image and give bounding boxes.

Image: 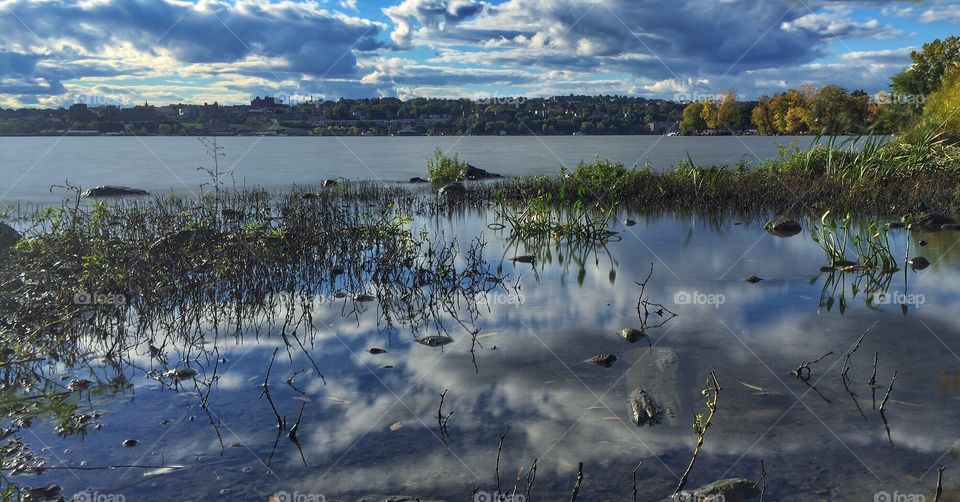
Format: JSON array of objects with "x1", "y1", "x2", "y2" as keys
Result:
[{"x1": 679, "y1": 35, "x2": 960, "y2": 136}]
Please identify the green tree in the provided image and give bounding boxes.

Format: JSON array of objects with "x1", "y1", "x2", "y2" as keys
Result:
[
  {"x1": 891, "y1": 36, "x2": 960, "y2": 99},
  {"x1": 915, "y1": 65, "x2": 960, "y2": 143},
  {"x1": 806, "y1": 85, "x2": 851, "y2": 134},
  {"x1": 680, "y1": 102, "x2": 706, "y2": 134}
]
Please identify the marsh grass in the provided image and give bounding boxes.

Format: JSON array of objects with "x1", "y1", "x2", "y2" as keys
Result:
[
  {"x1": 811, "y1": 211, "x2": 898, "y2": 272},
  {"x1": 0, "y1": 180, "x2": 507, "y2": 493}
]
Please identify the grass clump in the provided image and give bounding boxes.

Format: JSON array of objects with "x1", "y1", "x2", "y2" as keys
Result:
[
  {"x1": 427, "y1": 149, "x2": 469, "y2": 184},
  {"x1": 811, "y1": 210, "x2": 898, "y2": 272}
]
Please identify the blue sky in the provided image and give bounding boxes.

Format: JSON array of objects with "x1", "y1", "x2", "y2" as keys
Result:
[{"x1": 0, "y1": 0, "x2": 958, "y2": 107}]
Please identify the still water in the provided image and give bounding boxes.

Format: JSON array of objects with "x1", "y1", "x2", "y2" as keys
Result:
[
  {"x1": 19, "y1": 206, "x2": 960, "y2": 501},
  {"x1": 0, "y1": 135, "x2": 841, "y2": 204}
]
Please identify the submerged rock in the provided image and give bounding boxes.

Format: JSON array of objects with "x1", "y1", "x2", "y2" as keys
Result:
[
  {"x1": 0, "y1": 222, "x2": 22, "y2": 250},
  {"x1": 409, "y1": 177, "x2": 428, "y2": 183},
  {"x1": 764, "y1": 216, "x2": 802, "y2": 237},
  {"x1": 909, "y1": 256, "x2": 930, "y2": 270},
  {"x1": 368, "y1": 348, "x2": 388, "y2": 355},
  {"x1": 588, "y1": 354, "x2": 618, "y2": 367},
  {"x1": 510, "y1": 255, "x2": 535, "y2": 264},
  {"x1": 415, "y1": 335, "x2": 454, "y2": 347},
  {"x1": 82, "y1": 186, "x2": 149, "y2": 197},
  {"x1": 438, "y1": 182, "x2": 465, "y2": 197},
  {"x1": 628, "y1": 388, "x2": 663, "y2": 426},
  {"x1": 620, "y1": 328, "x2": 646, "y2": 343},
  {"x1": 915, "y1": 213, "x2": 958, "y2": 231},
  {"x1": 464, "y1": 164, "x2": 503, "y2": 180},
  {"x1": 122, "y1": 439, "x2": 139, "y2": 447},
  {"x1": 624, "y1": 219, "x2": 636, "y2": 226},
  {"x1": 676, "y1": 478, "x2": 761, "y2": 502},
  {"x1": 745, "y1": 275, "x2": 763, "y2": 283},
  {"x1": 25, "y1": 485, "x2": 62, "y2": 500},
  {"x1": 164, "y1": 367, "x2": 198, "y2": 380}
]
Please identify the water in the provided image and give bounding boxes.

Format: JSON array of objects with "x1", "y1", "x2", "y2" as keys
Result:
[
  {"x1": 0, "y1": 135, "x2": 832, "y2": 204},
  {"x1": 16, "y1": 207, "x2": 960, "y2": 501}
]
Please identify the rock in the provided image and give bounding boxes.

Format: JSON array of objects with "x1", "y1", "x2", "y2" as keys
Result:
[
  {"x1": 164, "y1": 367, "x2": 198, "y2": 380},
  {"x1": 122, "y1": 439, "x2": 139, "y2": 447},
  {"x1": 628, "y1": 388, "x2": 663, "y2": 426},
  {"x1": 82, "y1": 186, "x2": 149, "y2": 197},
  {"x1": 588, "y1": 354, "x2": 618, "y2": 367},
  {"x1": 415, "y1": 335, "x2": 453, "y2": 347},
  {"x1": 25, "y1": 485, "x2": 62, "y2": 500},
  {"x1": 745, "y1": 275, "x2": 763, "y2": 283},
  {"x1": 368, "y1": 348, "x2": 388, "y2": 355},
  {"x1": 321, "y1": 179, "x2": 338, "y2": 187},
  {"x1": 0, "y1": 222, "x2": 22, "y2": 250},
  {"x1": 464, "y1": 164, "x2": 502, "y2": 180},
  {"x1": 678, "y1": 478, "x2": 761, "y2": 502},
  {"x1": 915, "y1": 213, "x2": 958, "y2": 231},
  {"x1": 624, "y1": 219, "x2": 636, "y2": 226},
  {"x1": 409, "y1": 177, "x2": 429, "y2": 183},
  {"x1": 764, "y1": 216, "x2": 802, "y2": 237},
  {"x1": 909, "y1": 256, "x2": 930, "y2": 270},
  {"x1": 620, "y1": 328, "x2": 646, "y2": 343},
  {"x1": 438, "y1": 182, "x2": 465, "y2": 197},
  {"x1": 918, "y1": 240, "x2": 928, "y2": 246}
]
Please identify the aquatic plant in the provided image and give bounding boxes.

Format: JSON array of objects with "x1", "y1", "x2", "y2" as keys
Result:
[
  {"x1": 811, "y1": 211, "x2": 898, "y2": 272},
  {"x1": 426, "y1": 148, "x2": 469, "y2": 184},
  {"x1": 495, "y1": 190, "x2": 618, "y2": 242}
]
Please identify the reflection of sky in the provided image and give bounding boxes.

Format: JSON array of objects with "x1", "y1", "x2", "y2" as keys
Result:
[{"x1": 21, "y1": 210, "x2": 960, "y2": 501}]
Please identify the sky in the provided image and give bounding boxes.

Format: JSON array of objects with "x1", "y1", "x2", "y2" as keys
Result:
[{"x1": 0, "y1": 0, "x2": 958, "y2": 108}]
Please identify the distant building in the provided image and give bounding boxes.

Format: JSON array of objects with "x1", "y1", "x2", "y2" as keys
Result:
[{"x1": 251, "y1": 96, "x2": 283, "y2": 109}]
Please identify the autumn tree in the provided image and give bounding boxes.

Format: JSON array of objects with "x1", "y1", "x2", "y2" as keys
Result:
[{"x1": 891, "y1": 36, "x2": 960, "y2": 100}]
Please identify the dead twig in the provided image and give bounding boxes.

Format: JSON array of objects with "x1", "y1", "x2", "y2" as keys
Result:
[
  {"x1": 879, "y1": 370, "x2": 898, "y2": 413},
  {"x1": 840, "y1": 328, "x2": 870, "y2": 380},
  {"x1": 570, "y1": 462, "x2": 583, "y2": 502},
  {"x1": 496, "y1": 426, "x2": 509, "y2": 497},
  {"x1": 754, "y1": 457, "x2": 766, "y2": 502},
  {"x1": 794, "y1": 351, "x2": 833, "y2": 381},
  {"x1": 936, "y1": 466, "x2": 945, "y2": 502},
  {"x1": 260, "y1": 347, "x2": 285, "y2": 430}
]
